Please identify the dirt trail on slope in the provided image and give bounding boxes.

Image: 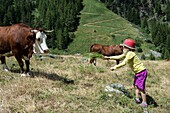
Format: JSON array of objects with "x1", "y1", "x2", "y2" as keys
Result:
[
  {"x1": 81, "y1": 12, "x2": 139, "y2": 36},
  {"x1": 82, "y1": 12, "x2": 139, "y2": 36}
]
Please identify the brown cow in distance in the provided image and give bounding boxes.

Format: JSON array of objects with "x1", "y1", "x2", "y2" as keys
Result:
[
  {"x1": 0, "y1": 23, "x2": 49, "y2": 76},
  {"x1": 90, "y1": 44, "x2": 123, "y2": 66}
]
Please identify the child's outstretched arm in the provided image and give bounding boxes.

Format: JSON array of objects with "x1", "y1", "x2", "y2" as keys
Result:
[
  {"x1": 110, "y1": 51, "x2": 135, "y2": 71},
  {"x1": 110, "y1": 57, "x2": 128, "y2": 71},
  {"x1": 103, "y1": 53, "x2": 125, "y2": 60}
]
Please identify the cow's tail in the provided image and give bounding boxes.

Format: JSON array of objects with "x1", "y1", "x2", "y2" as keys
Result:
[
  {"x1": 90, "y1": 44, "x2": 94, "y2": 52},
  {"x1": 89, "y1": 44, "x2": 96, "y2": 65}
]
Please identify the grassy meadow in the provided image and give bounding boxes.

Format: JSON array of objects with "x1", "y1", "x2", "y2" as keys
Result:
[
  {"x1": 67, "y1": 0, "x2": 144, "y2": 54},
  {"x1": 0, "y1": 0, "x2": 169, "y2": 113},
  {"x1": 0, "y1": 55, "x2": 170, "y2": 113}
]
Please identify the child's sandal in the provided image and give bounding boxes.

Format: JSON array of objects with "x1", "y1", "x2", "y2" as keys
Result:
[
  {"x1": 140, "y1": 102, "x2": 148, "y2": 107},
  {"x1": 135, "y1": 98, "x2": 141, "y2": 104}
]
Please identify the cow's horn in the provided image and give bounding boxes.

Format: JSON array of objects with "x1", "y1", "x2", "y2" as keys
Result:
[
  {"x1": 44, "y1": 30, "x2": 54, "y2": 33},
  {"x1": 31, "y1": 29, "x2": 38, "y2": 33}
]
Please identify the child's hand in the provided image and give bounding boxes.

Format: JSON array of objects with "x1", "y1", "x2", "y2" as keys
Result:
[
  {"x1": 110, "y1": 67, "x2": 116, "y2": 71},
  {"x1": 103, "y1": 56, "x2": 110, "y2": 60}
]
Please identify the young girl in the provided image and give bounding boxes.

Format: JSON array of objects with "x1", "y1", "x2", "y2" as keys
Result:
[{"x1": 104, "y1": 38, "x2": 148, "y2": 107}]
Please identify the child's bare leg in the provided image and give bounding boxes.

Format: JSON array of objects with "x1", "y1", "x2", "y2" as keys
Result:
[
  {"x1": 141, "y1": 90, "x2": 147, "y2": 103},
  {"x1": 135, "y1": 86, "x2": 140, "y2": 98},
  {"x1": 140, "y1": 90, "x2": 148, "y2": 107},
  {"x1": 135, "y1": 86, "x2": 141, "y2": 103}
]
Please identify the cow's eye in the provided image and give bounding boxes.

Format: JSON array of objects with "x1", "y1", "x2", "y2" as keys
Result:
[{"x1": 37, "y1": 38, "x2": 41, "y2": 41}]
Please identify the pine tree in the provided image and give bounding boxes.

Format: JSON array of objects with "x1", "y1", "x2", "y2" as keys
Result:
[
  {"x1": 165, "y1": 1, "x2": 170, "y2": 21},
  {"x1": 56, "y1": 28, "x2": 63, "y2": 50},
  {"x1": 163, "y1": 48, "x2": 170, "y2": 59},
  {"x1": 155, "y1": 0, "x2": 162, "y2": 17},
  {"x1": 166, "y1": 34, "x2": 170, "y2": 52}
]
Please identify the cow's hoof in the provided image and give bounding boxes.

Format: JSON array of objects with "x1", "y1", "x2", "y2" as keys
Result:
[
  {"x1": 26, "y1": 72, "x2": 32, "y2": 76},
  {"x1": 4, "y1": 69, "x2": 9, "y2": 72},
  {"x1": 20, "y1": 72, "x2": 31, "y2": 77}
]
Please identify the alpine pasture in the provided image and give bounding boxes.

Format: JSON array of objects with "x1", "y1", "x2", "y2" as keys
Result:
[{"x1": 0, "y1": 0, "x2": 169, "y2": 112}]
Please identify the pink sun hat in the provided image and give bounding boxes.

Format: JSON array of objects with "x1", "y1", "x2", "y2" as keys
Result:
[{"x1": 120, "y1": 38, "x2": 136, "y2": 49}]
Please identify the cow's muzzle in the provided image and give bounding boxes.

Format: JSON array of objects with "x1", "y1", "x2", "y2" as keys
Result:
[{"x1": 44, "y1": 49, "x2": 49, "y2": 53}]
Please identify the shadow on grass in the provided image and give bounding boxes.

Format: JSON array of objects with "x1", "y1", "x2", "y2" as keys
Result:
[
  {"x1": 10, "y1": 69, "x2": 74, "y2": 84},
  {"x1": 146, "y1": 95, "x2": 158, "y2": 107},
  {"x1": 32, "y1": 71, "x2": 75, "y2": 84}
]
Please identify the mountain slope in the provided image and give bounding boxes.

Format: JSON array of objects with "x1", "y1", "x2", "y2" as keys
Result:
[{"x1": 67, "y1": 0, "x2": 143, "y2": 54}]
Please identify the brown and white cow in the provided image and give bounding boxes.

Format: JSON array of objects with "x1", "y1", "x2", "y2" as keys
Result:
[
  {"x1": 89, "y1": 44, "x2": 123, "y2": 66},
  {"x1": 0, "y1": 23, "x2": 49, "y2": 76}
]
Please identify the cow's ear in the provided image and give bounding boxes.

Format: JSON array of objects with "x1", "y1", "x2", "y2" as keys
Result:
[{"x1": 27, "y1": 33, "x2": 36, "y2": 41}]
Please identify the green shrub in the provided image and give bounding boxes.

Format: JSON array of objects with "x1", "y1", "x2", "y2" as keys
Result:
[{"x1": 136, "y1": 47, "x2": 143, "y2": 52}]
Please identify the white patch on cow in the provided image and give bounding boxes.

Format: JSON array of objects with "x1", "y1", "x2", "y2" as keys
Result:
[
  {"x1": 31, "y1": 29, "x2": 38, "y2": 33},
  {"x1": 33, "y1": 31, "x2": 49, "y2": 54},
  {"x1": 94, "y1": 60, "x2": 96, "y2": 66},
  {"x1": 4, "y1": 68, "x2": 9, "y2": 72},
  {"x1": 20, "y1": 73, "x2": 31, "y2": 77}
]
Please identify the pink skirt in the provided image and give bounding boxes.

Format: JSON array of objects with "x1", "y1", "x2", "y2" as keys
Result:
[{"x1": 134, "y1": 69, "x2": 148, "y2": 92}]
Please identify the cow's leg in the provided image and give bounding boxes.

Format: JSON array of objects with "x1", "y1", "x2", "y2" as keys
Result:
[
  {"x1": 116, "y1": 60, "x2": 120, "y2": 65},
  {"x1": 90, "y1": 58, "x2": 94, "y2": 64},
  {"x1": 25, "y1": 59, "x2": 30, "y2": 74},
  {"x1": 90, "y1": 57, "x2": 96, "y2": 66},
  {"x1": 14, "y1": 55, "x2": 25, "y2": 74},
  {"x1": 0, "y1": 56, "x2": 9, "y2": 71},
  {"x1": 93, "y1": 59, "x2": 96, "y2": 66}
]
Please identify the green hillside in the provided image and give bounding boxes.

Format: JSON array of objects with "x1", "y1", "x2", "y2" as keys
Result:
[{"x1": 67, "y1": 0, "x2": 144, "y2": 54}]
